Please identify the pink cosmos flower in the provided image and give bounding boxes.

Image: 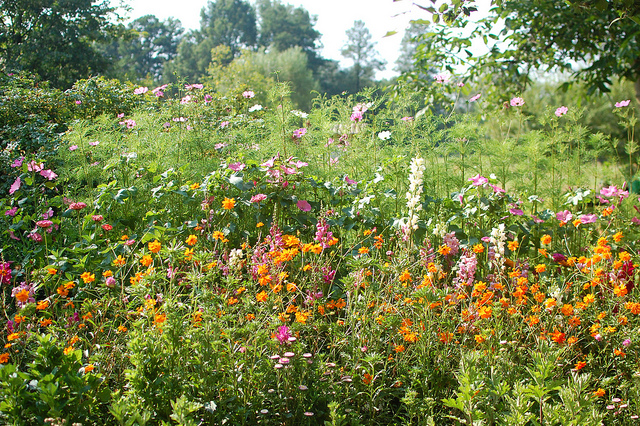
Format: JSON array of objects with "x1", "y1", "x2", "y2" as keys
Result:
[
  {"x1": 69, "y1": 145, "x2": 79, "y2": 151},
  {"x1": 509, "y1": 208, "x2": 524, "y2": 216},
  {"x1": 89, "y1": 141, "x2": 100, "y2": 146},
  {"x1": 489, "y1": 183, "x2": 505, "y2": 194},
  {"x1": 27, "y1": 161, "x2": 44, "y2": 172},
  {"x1": 289, "y1": 160, "x2": 308, "y2": 168},
  {"x1": 345, "y1": 175, "x2": 357, "y2": 185},
  {"x1": 401, "y1": 116, "x2": 414, "y2": 121},
  {"x1": 293, "y1": 128, "x2": 307, "y2": 139},
  {"x1": 434, "y1": 74, "x2": 449, "y2": 83},
  {"x1": 469, "y1": 93, "x2": 482, "y2": 102},
  {"x1": 556, "y1": 210, "x2": 573, "y2": 222},
  {"x1": 117, "y1": 113, "x2": 125, "y2": 118},
  {"x1": 119, "y1": 119, "x2": 136, "y2": 129},
  {"x1": 220, "y1": 121, "x2": 229, "y2": 128},
  {"x1": 615, "y1": 100, "x2": 631, "y2": 108},
  {"x1": 204, "y1": 94, "x2": 212, "y2": 104},
  {"x1": 555, "y1": 106, "x2": 568, "y2": 117},
  {"x1": 228, "y1": 162, "x2": 246, "y2": 171},
  {"x1": 185, "y1": 84, "x2": 203, "y2": 90},
  {"x1": 181, "y1": 95, "x2": 192, "y2": 104},
  {"x1": 242, "y1": 90, "x2": 255, "y2": 99},
  {"x1": 152, "y1": 84, "x2": 167, "y2": 94},
  {"x1": 11, "y1": 157, "x2": 24, "y2": 168},
  {"x1": 75, "y1": 100, "x2": 82, "y2": 105},
  {"x1": 297, "y1": 200, "x2": 311, "y2": 212},
  {"x1": 579, "y1": 213, "x2": 598, "y2": 224},
  {"x1": 134, "y1": 86, "x2": 148, "y2": 95},
  {"x1": 350, "y1": 111, "x2": 363, "y2": 122},
  {"x1": 214, "y1": 143, "x2": 227, "y2": 150},
  {"x1": 510, "y1": 97, "x2": 525, "y2": 107},
  {"x1": 468, "y1": 174, "x2": 488, "y2": 186}
]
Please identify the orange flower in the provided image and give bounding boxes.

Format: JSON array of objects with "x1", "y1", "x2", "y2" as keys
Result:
[
  {"x1": 81, "y1": 271, "x2": 95, "y2": 283},
  {"x1": 140, "y1": 255, "x2": 153, "y2": 267},
  {"x1": 540, "y1": 234, "x2": 552, "y2": 245},
  {"x1": 0, "y1": 353, "x2": 9, "y2": 364},
  {"x1": 394, "y1": 344, "x2": 405, "y2": 353},
  {"x1": 358, "y1": 246, "x2": 370, "y2": 255},
  {"x1": 15, "y1": 289, "x2": 30, "y2": 303},
  {"x1": 593, "y1": 388, "x2": 606, "y2": 397},
  {"x1": 36, "y1": 300, "x2": 49, "y2": 310},
  {"x1": 185, "y1": 234, "x2": 198, "y2": 246},
  {"x1": 438, "y1": 245, "x2": 451, "y2": 256},
  {"x1": 472, "y1": 243, "x2": 484, "y2": 254},
  {"x1": 363, "y1": 373, "x2": 373, "y2": 385},
  {"x1": 399, "y1": 269, "x2": 412, "y2": 283},
  {"x1": 84, "y1": 364, "x2": 95, "y2": 374},
  {"x1": 256, "y1": 291, "x2": 268, "y2": 302},
  {"x1": 40, "y1": 318, "x2": 53, "y2": 327},
  {"x1": 222, "y1": 197, "x2": 235, "y2": 210},
  {"x1": 551, "y1": 330, "x2": 566, "y2": 344},
  {"x1": 148, "y1": 240, "x2": 161, "y2": 253},
  {"x1": 508, "y1": 241, "x2": 519, "y2": 251},
  {"x1": 574, "y1": 361, "x2": 586, "y2": 370},
  {"x1": 113, "y1": 255, "x2": 126, "y2": 267},
  {"x1": 535, "y1": 264, "x2": 546, "y2": 273},
  {"x1": 47, "y1": 267, "x2": 57, "y2": 275},
  {"x1": 583, "y1": 294, "x2": 595, "y2": 305},
  {"x1": 63, "y1": 346, "x2": 74, "y2": 355},
  {"x1": 613, "y1": 232, "x2": 623, "y2": 242}
]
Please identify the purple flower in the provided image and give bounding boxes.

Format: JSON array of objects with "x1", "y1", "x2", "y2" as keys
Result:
[
  {"x1": 615, "y1": 100, "x2": 631, "y2": 108},
  {"x1": 510, "y1": 97, "x2": 525, "y2": 107},
  {"x1": 275, "y1": 325, "x2": 292, "y2": 344},
  {"x1": 297, "y1": 200, "x2": 311, "y2": 212},
  {"x1": 555, "y1": 106, "x2": 568, "y2": 117},
  {"x1": 468, "y1": 174, "x2": 488, "y2": 186},
  {"x1": 579, "y1": 214, "x2": 598, "y2": 224},
  {"x1": 9, "y1": 177, "x2": 21, "y2": 195},
  {"x1": 228, "y1": 162, "x2": 246, "y2": 172}
]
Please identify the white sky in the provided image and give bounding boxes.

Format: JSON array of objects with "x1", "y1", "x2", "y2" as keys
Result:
[{"x1": 110, "y1": 0, "x2": 425, "y2": 79}]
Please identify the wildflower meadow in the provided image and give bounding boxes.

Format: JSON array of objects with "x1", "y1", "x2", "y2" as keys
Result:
[{"x1": 3, "y1": 73, "x2": 640, "y2": 425}]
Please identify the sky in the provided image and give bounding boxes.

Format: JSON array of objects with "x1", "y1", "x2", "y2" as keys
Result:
[{"x1": 109, "y1": 0, "x2": 424, "y2": 79}]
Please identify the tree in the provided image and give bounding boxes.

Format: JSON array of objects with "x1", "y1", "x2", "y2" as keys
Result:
[
  {"x1": 113, "y1": 15, "x2": 183, "y2": 82},
  {"x1": 413, "y1": 0, "x2": 640, "y2": 102},
  {"x1": 0, "y1": 0, "x2": 120, "y2": 88},
  {"x1": 341, "y1": 20, "x2": 386, "y2": 92},
  {"x1": 164, "y1": 0, "x2": 257, "y2": 82},
  {"x1": 257, "y1": 0, "x2": 322, "y2": 69}
]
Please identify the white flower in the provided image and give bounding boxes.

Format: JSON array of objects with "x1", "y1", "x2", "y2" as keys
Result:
[
  {"x1": 378, "y1": 131, "x2": 392, "y2": 141},
  {"x1": 249, "y1": 104, "x2": 263, "y2": 112},
  {"x1": 291, "y1": 110, "x2": 308, "y2": 118}
]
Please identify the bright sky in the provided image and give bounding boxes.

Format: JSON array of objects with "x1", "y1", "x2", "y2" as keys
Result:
[{"x1": 110, "y1": 0, "x2": 424, "y2": 79}]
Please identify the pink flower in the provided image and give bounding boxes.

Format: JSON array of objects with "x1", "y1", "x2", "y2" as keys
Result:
[
  {"x1": 5, "y1": 207, "x2": 17, "y2": 217},
  {"x1": 293, "y1": 128, "x2": 307, "y2": 139},
  {"x1": 117, "y1": 113, "x2": 125, "y2": 118},
  {"x1": 27, "y1": 161, "x2": 43, "y2": 172},
  {"x1": 9, "y1": 177, "x2": 21, "y2": 195},
  {"x1": 261, "y1": 156, "x2": 277, "y2": 168},
  {"x1": 75, "y1": 100, "x2": 82, "y2": 105},
  {"x1": 228, "y1": 162, "x2": 246, "y2": 171},
  {"x1": 275, "y1": 325, "x2": 292, "y2": 344},
  {"x1": 615, "y1": 100, "x2": 631, "y2": 108},
  {"x1": 204, "y1": 94, "x2": 212, "y2": 104},
  {"x1": 134, "y1": 86, "x2": 148, "y2": 95},
  {"x1": 297, "y1": 200, "x2": 311, "y2": 212},
  {"x1": 401, "y1": 116, "x2": 414, "y2": 121},
  {"x1": 555, "y1": 106, "x2": 568, "y2": 117},
  {"x1": 556, "y1": 210, "x2": 573, "y2": 222},
  {"x1": 92, "y1": 214, "x2": 103, "y2": 222},
  {"x1": 11, "y1": 157, "x2": 24, "y2": 168},
  {"x1": 251, "y1": 194, "x2": 267, "y2": 203},
  {"x1": 242, "y1": 90, "x2": 255, "y2": 99},
  {"x1": 510, "y1": 97, "x2": 525, "y2": 107},
  {"x1": 89, "y1": 141, "x2": 100, "y2": 146},
  {"x1": 152, "y1": 84, "x2": 167, "y2": 95},
  {"x1": 69, "y1": 202, "x2": 87, "y2": 211},
  {"x1": 180, "y1": 95, "x2": 192, "y2": 104},
  {"x1": 623, "y1": 339, "x2": 631, "y2": 347},
  {"x1": 579, "y1": 213, "x2": 598, "y2": 224},
  {"x1": 434, "y1": 74, "x2": 449, "y2": 83},
  {"x1": 119, "y1": 119, "x2": 136, "y2": 129},
  {"x1": 489, "y1": 183, "x2": 505, "y2": 194},
  {"x1": 468, "y1": 174, "x2": 488, "y2": 186},
  {"x1": 469, "y1": 93, "x2": 482, "y2": 102},
  {"x1": 509, "y1": 208, "x2": 524, "y2": 216},
  {"x1": 106, "y1": 276, "x2": 116, "y2": 288},
  {"x1": 220, "y1": 121, "x2": 229, "y2": 128},
  {"x1": 350, "y1": 111, "x2": 363, "y2": 122},
  {"x1": 36, "y1": 220, "x2": 53, "y2": 228},
  {"x1": 69, "y1": 145, "x2": 78, "y2": 151},
  {"x1": 185, "y1": 84, "x2": 203, "y2": 90},
  {"x1": 39, "y1": 169, "x2": 57, "y2": 180},
  {"x1": 345, "y1": 175, "x2": 357, "y2": 185}
]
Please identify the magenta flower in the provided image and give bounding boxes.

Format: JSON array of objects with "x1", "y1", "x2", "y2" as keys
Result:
[
  {"x1": 75, "y1": 100, "x2": 82, "y2": 105},
  {"x1": 204, "y1": 94, "x2": 212, "y2": 104},
  {"x1": 9, "y1": 177, "x2": 21, "y2": 195},
  {"x1": 509, "y1": 208, "x2": 524, "y2": 216},
  {"x1": 275, "y1": 325, "x2": 292, "y2": 344},
  {"x1": 556, "y1": 210, "x2": 573, "y2": 222},
  {"x1": 510, "y1": 97, "x2": 525, "y2": 107},
  {"x1": 615, "y1": 100, "x2": 631, "y2": 108},
  {"x1": 579, "y1": 213, "x2": 598, "y2": 224},
  {"x1": 36, "y1": 220, "x2": 53, "y2": 228},
  {"x1": 289, "y1": 159, "x2": 308, "y2": 168},
  {"x1": 345, "y1": 175, "x2": 357, "y2": 185},
  {"x1": 489, "y1": 183, "x2": 505, "y2": 194},
  {"x1": 555, "y1": 106, "x2": 568, "y2": 117},
  {"x1": 5, "y1": 207, "x2": 17, "y2": 217},
  {"x1": 251, "y1": 194, "x2": 267, "y2": 203},
  {"x1": 297, "y1": 200, "x2": 311, "y2": 212},
  {"x1": 261, "y1": 156, "x2": 277, "y2": 168},
  {"x1": 185, "y1": 84, "x2": 203, "y2": 90},
  {"x1": 0, "y1": 262, "x2": 11, "y2": 284},
  {"x1": 468, "y1": 174, "x2": 488, "y2": 186},
  {"x1": 469, "y1": 93, "x2": 482, "y2": 102},
  {"x1": 11, "y1": 157, "x2": 24, "y2": 168},
  {"x1": 623, "y1": 339, "x2": 631, "y2": 347},
  {"x1": 293, "y1": 128, "x2": 307, "y2": 139},
  {"x1": 119, "y1": 119, "x2": 136, "y2": 129},
  {"x1": 228, "y1": 162, "x2": 246, "y2": 172}
]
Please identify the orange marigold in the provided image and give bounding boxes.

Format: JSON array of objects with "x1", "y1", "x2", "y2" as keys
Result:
[
  {"x1": 222, "y1": 197, "x2": 235, "y2": 210},
  {"x1": 540, "y1": 234, "x2": 552, "y2": 245},
  {"x1": 148, "y1": 240, "x2": 161, "y2": 253}
]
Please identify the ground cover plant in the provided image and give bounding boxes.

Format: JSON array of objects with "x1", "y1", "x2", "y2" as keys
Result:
[{"x1": 2, "y1": 72, "x2": 640, "y2": 425}]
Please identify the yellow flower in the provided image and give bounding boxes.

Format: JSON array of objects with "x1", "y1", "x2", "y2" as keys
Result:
[
  {"x1": 47, "y1": 267, "x2": 57, "y2": 275},
  {"x1": 256, "y1": 291, "x2": 268, "y2": 302},
  {"x1": 222, "y1": 197, "x2": 235, "y2": 210},
  {"x1": 184, "y1": 248, "x2": 194, "y2": 261},
  {"x1": 80, "y1": 272, "x2": 95, "y2": 283},
  {"x1": 185, "y1": 234, "x2": 198, "y2": 246},
  {"x1": 256, "y1": 222, "x2": 264, "y2": 227},
  {"x1": 472, "y1": 244, "x2": 484, "y2": 254},
  {"x1": 190, "y1": 183, "x2": 200, "y2": 190},
  {"x1": 540, "y1": 234, "x2": 552, "y2": 245},
  {"x1": 140, "y1": 255, "x2": 153, "y2": 267}
]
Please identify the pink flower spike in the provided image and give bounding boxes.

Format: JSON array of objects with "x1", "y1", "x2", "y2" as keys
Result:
[
  {"x1": 297, "y1": 200, "x2": 311, "y2": 212},
  {"x1": 9, "y1": 177, "x2": 21, "y2": 195},
  {"x1": 615, "y1": 100, "x2": 631, "y2": 108}
]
